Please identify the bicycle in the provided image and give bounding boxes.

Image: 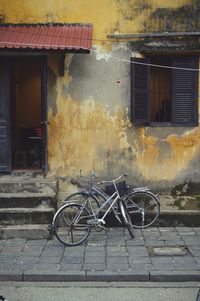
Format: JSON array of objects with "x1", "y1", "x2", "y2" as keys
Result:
[
  {"x1": 52, "y1": 174, "x2": 136, "y2": 246},
  {"x1": 52, "y1": 174, "x2": 160, "y2": 246}
]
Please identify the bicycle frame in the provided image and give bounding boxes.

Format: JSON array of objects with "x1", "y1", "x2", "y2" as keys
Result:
[{"x1": 81, "y1": 181, "x2": 123, "y2": 224}]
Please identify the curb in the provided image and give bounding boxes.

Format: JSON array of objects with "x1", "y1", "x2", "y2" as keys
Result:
[
  {"x1": 0, "y1": 270, "x2": 200, "y2": 282},
  {"x1": 150, "y1": 271, "x2": 200, "y2": 282}
]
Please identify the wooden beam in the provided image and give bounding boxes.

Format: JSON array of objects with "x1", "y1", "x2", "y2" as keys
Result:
[{"x1": 107, "y1": 32, "x2": 200, "y2": 39}]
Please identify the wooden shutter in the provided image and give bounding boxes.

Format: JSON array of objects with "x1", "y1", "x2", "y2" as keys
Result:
[
  {"x1": 0, "y1": 58, "x2": 11, "y2": 172},
  {"x1": 172, "y1": 57, "x2": 198, "y2": 126},
  {"x1": 131, "y1": 57, "x2": 150, "y2": 125}
]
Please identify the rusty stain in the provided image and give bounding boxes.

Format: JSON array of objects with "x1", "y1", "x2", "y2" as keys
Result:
[{"x1": 134, "y1": 127, "x2": 200, "y2": 181}]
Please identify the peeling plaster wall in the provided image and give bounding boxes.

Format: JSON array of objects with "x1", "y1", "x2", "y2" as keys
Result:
[{"x1": 1, "y1": 0, "x2": 200, "y2": 193}]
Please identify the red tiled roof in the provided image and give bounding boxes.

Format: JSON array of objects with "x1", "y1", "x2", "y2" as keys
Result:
[{"x1": 0, "y1": 24, "x2": 93, "y2": 51}]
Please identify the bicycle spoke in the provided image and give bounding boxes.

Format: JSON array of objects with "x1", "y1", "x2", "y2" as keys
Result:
[{"x1": 53, "y1": 203, "x2": 91, "y2": 246}]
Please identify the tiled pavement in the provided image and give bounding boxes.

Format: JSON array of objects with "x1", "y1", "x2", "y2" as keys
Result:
[{"x1": 0, "y1": 227, "x2": 200, "y2": 282}]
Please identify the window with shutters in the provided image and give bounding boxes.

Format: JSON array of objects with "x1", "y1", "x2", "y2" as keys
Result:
[{"x1": 131, "y1": 56, "x2": 199, "y2": 126}]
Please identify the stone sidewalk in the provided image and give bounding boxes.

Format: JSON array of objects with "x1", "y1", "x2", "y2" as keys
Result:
[{"x1": 0, "y1": 227, "x2": 200, "y2": 282}]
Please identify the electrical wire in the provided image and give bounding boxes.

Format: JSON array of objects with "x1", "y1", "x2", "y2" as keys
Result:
[{"x1": 0, "y1": 27, "x2": 200, "y2": 72}]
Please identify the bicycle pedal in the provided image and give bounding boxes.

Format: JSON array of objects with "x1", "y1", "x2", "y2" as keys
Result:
[{"x1": 95, "y1": 224, "x2": 105, "y2": 231}]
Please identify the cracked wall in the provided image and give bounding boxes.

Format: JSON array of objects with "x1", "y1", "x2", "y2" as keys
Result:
[{"x1": 1, "y1": 0, "x2": 200, "y2": 193}]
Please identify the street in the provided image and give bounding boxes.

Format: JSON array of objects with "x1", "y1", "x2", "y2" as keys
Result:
[{"x1": 0, "y1": 282, "x2": 199, "y2": 301}]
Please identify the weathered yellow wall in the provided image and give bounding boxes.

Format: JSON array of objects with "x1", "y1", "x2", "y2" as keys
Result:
[
  {"x1": 1, "y1": 0, "x2": 200, "y2": 191},
  {"x1": 0, "y1": 0, "x2": 196, "y2": 43}
]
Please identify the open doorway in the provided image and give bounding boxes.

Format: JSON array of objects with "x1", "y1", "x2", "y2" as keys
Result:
[{"x1": 11, "y1": 57, "x2": 43, "y2": 170}]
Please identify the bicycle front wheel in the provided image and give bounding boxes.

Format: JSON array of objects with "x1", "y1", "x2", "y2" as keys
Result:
[
  {"x1": 53, "y1": 203, "x2": 91, "y2": 246},
  {"x1": 64, "y1": 192, "x2": 100, "y2": 213},
  {"x1": 125, "y1": 191, "x2": 160, "y2": 229},
  {"x1": 118, "y1": 200, "x2": 134, "y2": 239}
]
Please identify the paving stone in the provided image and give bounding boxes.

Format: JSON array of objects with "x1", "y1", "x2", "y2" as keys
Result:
[
  {"x1": 188, "y1": 246, "x2": 200, "y2": 257},
  {"x1": 129, "y1": 263, "x2": 154, "y2": 271},
  {"x1": 61, "y1": 256, "x2": 83, "y2": 264},
  {"x1": 107, "y1": 263, "x2": 129, "y2": 271},
  {"x1": 182, "y1": 236, "x2": 200, "y2": 246},
  {"x1": 0, "y1": 263, "x2": 14, "y2": 270},
  {"x1": 85, "y1": 248, "x2": 106, "y2": 255},
  {"x1": 163, "y1": 240, "x2": 185, "y2": 246},
  {"x1": 194, "y1": 257, "x2": 200, "y2": 265},
  {"x1": 107, "y1": 256, "x2": 128, "y2": 263},
  {"x1": 1, "y1": 246, "x2": 24, "y2": 253},
  {"x1": 26, "y1": 239, "x2": 48, "y2": 246},
  {"x1": 176, "y1": 227, "x2": 194, "y2": 231},
  {"x1": 12, "y1": 263, "x2": 37, "y2": 271},
  {"x1": 16, "y1": 256, "x2": 39, "y2": 264},
  {"x1": 159, "y1": 227, "x2": 176, "y2": 232},
  {"x1": 83, "y1": 263, "x2": 106, "y2": 271},
  {"x1": 40, "y1": 250, "x2": 63, "y2": 257},
  {"x1": 0, "y1": 255, "x2": 18, "y2": 263},
  {"x1": 63, "y1": 250, "x2": 84, "y2": 257},
  {"x1": 38, "y1": 256, "x2": 61, "y2": 264},
  {"x1": 125, "y1": 238, "x2": 145, "y2": 246},
  {"x1": 107, "y1": 239, "x2": 126, "y2": 246},
  {"x1": 151, "y1": 257, "x2": 176, "y2": 270},
  {"x1": 107, "y1": 246, "x2": 126, "y2": 252},
  {"x1": 127, "y1": 246, "x2": 149, "y2": 257},
  {"x1": 87, "y1": 241, "x2": 106, "y2": 246},
  {"x1": 128, "y1": 257, "x2": 151, "y2": 264},
  {"x1": 176, "y1": 229, "x2": 197, "y2": 236},
  {"x1": 34, "y1": 264, "x2": 60, "y2": 270},
  {"x1": 46, "y1": 239, "x2": 63, "y2": 247},
  {"x1": 0, "y1": 227, "x2": 200, "y2": 282},
  {"x1": 106, "y1": 228, "x2": 124, "y2": 236},
  {"x1": 144, "y1": 240, "x2": 166, "y2": 246},
  {"x1": 193, "y1": 228, "x2": 200, "y2": 235},
  {"x1": 84, "y1": 256, "x2": 105, "y2": 264},
  {"x1": 3, "y1": 238, "x2": 27, "y2": 246},
  {"x1": 85, "y1": 245, "x2": 105, "y2": 252},
  {"x1": 142, "y1": 233, "x2": 161, "y2": 240},
  {"x1": 59, "y1": 264, "x2": 83, "y2": 271}
]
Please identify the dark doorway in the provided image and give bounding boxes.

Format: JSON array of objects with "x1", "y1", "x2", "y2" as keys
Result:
[
  {"x1": 0, "y1": 56, "x2": 47, "y2": 173},
  {"x1": 11, "y1": 57, "x2": 43, "y2": 170}
]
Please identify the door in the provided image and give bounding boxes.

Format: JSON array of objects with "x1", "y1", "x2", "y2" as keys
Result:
[
  {"x1": 0, "y1": 56, "x2": 48, "y2": 173},
  {"x1": 0, "y1": 58, "x2": 11, "y2": 172}
]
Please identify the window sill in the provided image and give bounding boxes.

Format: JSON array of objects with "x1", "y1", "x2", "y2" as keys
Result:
[{"x1": 147, "y1": 122, "x2": 198, "y2": 127}]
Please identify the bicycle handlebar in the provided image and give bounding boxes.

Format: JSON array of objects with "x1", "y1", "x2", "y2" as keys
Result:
[{"x1": 97, "y1": 174, "x2": 127, "y2": 185}]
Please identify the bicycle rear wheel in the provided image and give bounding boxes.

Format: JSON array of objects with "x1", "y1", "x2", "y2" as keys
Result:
[
  {"x1": 125, "y1": 191, "x2": 160, "y2": 229},
  {"x1": 118, "y1": 200, "x2": 134, "y2": 239},
  {"x1": 53, "y1": 203, "x2": 91, "y2": 246}
]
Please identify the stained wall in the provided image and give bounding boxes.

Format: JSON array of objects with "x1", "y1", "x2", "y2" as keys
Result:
[{"x1": 1, "y1": 0, "x2": 200, "y2": 193}]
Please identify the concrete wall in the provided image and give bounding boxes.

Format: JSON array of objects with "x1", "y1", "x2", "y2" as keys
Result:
[{"x1": 1, "y1": 0, "x2": 200, "y2": 195}]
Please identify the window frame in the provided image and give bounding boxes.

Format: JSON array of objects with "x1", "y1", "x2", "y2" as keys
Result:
[{"x1": 131, "y1": 55, "x2": 199, "y2": 127}]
